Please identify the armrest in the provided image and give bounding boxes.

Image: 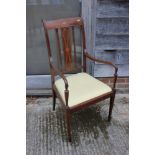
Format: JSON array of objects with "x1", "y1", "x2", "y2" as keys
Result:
[
  {"x1": 50, "y1": 57, "x2": 68, "y2": 89},
  {"x1": 50, "y1": 58, "x2": 69, "y2": 106},
  {"x1": 51, "y1": 64, "x2": 69, "y2": 89},
  {"x1": 84, "y1": 51, "x2": 118, "y2": 90},
  {"x1": 84, "y1": 51, "x2": 118, "y2": 72}
]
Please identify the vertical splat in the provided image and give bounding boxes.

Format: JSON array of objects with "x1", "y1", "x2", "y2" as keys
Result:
[
  {"x1": 55, "y1": 29, "x2": 62, "y2": 69},
  {"x1": 61, "y1": 27, "x2": 72, "y2": 71},
  {"x1": 80, "y1": 24, "x2": 87, "y2": 72},
  {"x1": 72, "y1": 27, "x2": 77, "y2": 66}
]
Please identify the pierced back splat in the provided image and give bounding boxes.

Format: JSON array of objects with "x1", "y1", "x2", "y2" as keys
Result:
[
  {"x1": 42, "y1": 17, "x2": 86, "y2": 74},
  {"x1": 61, "y1": 27, "x2": 72, "y2": 71}
]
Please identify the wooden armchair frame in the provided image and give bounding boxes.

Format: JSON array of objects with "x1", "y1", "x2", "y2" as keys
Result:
[{"x1": 42, "y1": 17, "x2": 118, "y2": 142}]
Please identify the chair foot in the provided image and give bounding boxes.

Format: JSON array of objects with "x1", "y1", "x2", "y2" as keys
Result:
[
  {"x1": 65, "y1": 110, "x2": 72, "y2": 142},
  {"x1": 53, "y1": 89, "x2": 56, "y2": 111}
]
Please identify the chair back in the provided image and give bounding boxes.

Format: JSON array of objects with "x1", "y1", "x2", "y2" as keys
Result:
[{"x1": 42, "y1": 17, "x2": 86, "y2": 73}]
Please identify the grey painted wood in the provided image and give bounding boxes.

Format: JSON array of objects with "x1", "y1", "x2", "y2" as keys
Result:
[
  {"x1": 27, "y1": 0, "x2": 65, "y2": 5},
  {"x1": 97, "y1": 0, "x2": 129, "y2": 18},
  {"x1": 97, "y1": 0, "x2": 129, "y2": 2},
  {"x1": 94, "y1": 0, "x2": 129, "y2": 77},
  {"x1": 26, "y1": 74, "x2": 73, "y2": 90},
  {"x1": 27, "y1": 0, "x2": 81, "y2": 75},
  {"x1": 96, "y1": 18, "x2": 129, "y2": 35},
  {"x1": 27, "y1": 46, "x2": 50, "y2": 75},
  {"x1": 95, "y1": 35, "x2": 129, "y2": 49},
  {"x1": 95, "y1": 50, "x2": 129, "y2": 65},
  {"x1": 82, "y1": 0, "x2": 97, "y2": 74},
  {"x1": 95, "y1": 46, "x2": 128, "y2": 51},
  {"x1": 26, "y1": 28, "x2": 46, "y2": 48},
  {"x1": 82, "y1": 0, "x2": 93, "y2": 55},
  {"x1": 27, "y1": 1, "x2": 81, "y2": 30},
  {"x1": 26, "y1": 89, "x2": 52, "y2": 96},
  {"x1": 26, "y1": 75, "x2": 52, "y2": 89},
  {"x1": 94, "y1": 64, "x2": 129, "y2": 77}
]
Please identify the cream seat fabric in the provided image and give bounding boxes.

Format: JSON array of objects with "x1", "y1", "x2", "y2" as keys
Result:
[{"x1": 54, "y1": 72, "x2": 112, "y2": 107}]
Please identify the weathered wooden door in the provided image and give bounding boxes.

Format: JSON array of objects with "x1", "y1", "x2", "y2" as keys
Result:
[{"x1": 82, "y1": 0, "x2": 129, "y2": 77}]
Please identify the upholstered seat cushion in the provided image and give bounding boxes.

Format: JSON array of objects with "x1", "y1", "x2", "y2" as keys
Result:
[{"x1": 54, "y1": 72, "x2": 112, "y2": 107}]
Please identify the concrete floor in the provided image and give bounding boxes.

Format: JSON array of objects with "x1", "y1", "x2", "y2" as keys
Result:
[{"x1": 26, "y1": 94, "x2": 129, "y2": 155}]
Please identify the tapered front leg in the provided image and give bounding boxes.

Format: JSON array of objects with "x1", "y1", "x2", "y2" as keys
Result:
[
  {"x1": 65, "y1": 109, "x2": 72, "y2": 142},
  {"x1": 108, "y1": 90, "x2": 116, "y2": 121},
  {"x1": 53, "y1": 89, "x2": 56, "y2": 111}
]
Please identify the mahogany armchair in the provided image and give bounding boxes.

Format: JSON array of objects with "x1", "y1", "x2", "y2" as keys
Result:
[{"x1": 42, "y1": 17, "x2": 118, "y2": 142}]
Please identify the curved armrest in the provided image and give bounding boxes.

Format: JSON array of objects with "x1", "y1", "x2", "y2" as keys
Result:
[
  {"x1": 50, "y1": 57, "x2": 68, "y2": 89},
  {"x1": 84, "y1": 51, "x2": 118, "y2": 89},
  {"x1": 51, "y1": 64, "x2": 69, "y2": 90},
  {"x1": 84, "y1": 51, "x2": 118, "y2": 72},
  {"x1": 50, "y1": 59, "x2": 69, "y2": 106}
]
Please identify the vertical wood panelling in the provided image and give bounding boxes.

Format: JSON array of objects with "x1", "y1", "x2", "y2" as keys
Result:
[{"x1": 82, "y1": 0, "x2": 97, "y2": 74}]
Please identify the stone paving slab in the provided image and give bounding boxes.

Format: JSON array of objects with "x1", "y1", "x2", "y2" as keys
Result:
[{"x1": 26, "y1": 94, "x2": 129, "y2": 155}]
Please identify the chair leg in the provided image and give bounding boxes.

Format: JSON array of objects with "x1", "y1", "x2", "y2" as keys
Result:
[
  {"x1": 65, "y1": 110, "x2": 72, "y2": 142},
  {"x1": 108, "y1": 90, "x2": 116, "y2": 121},
  {"x1": 53, "y1": 89, "x2": 56, "y2": 111}
]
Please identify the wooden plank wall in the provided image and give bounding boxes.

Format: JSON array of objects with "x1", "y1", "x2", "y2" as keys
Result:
[
  {"x1": 94, "y1": 0, "x2": 129, "y2": 77},
  {"x1": 82, "y1": 0, "x2": 97, "y2": 74}
]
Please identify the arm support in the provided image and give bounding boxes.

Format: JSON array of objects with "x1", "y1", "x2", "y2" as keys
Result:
[
  {"x1": 50, "y1": 59, "x2": 69, "y2": 106},
  {"x1": 84, "y1": 51, "x2": 118, "y2": 90},
  {"x1": 51, "y1": 64, "x2": 69, "y2": 89}
]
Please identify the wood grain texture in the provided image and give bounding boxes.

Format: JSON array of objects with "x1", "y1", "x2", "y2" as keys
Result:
[
  {"x1": 96, "y1": 18, "x2": 129, "y2": 35},
  {"x1": 61, "y1": 27, "x2": 72, "y2": 70},
  {"x1": 94, "y1": 0, "x2": 129, "y2": 77},
  {"x1": 94, "y1": 64, "x2": 129, "y2": 77},
  {"x1": 95, "y1": 35, "x2": 129, "y2": 49},
  {"x1": 42, "y1": 17, "x2": 85, "y2": 74},
  {"x1": 55, "y1": 29, "x2": 62, "y2": 69},
  {"x1": 97, "y1": 0, "x2": 129, "y2": 18},
  {"x1": 82, "y1": 0, "x2": 97, "y2": 74},
  {"x1": 95, "y1": 50, "x2": 129, "y2": 65},
  {"x1": 44, "y1": 17, "x2": 83, "y2": 29}
]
